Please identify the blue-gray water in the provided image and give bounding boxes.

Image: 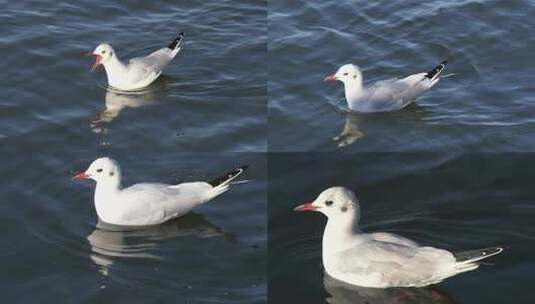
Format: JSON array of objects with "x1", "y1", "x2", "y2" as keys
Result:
[
  {"x1": 269, "y1": 0, "x2": 535, "y2": 151},
  {"x1": 0, "y1": 0, "x2": 266, "y2": 303},
  {"x1": 269, "y1": 153, "x2": 534, "y2": 303}
]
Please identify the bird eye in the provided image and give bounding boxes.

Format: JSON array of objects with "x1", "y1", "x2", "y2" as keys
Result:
[
  {"x1": 353, "y1": 75, "x2": 357, "y2": 79},
  {"x1": 97, "y1": 168, "x2": 103, "y2": 173},
  {"x1": 102, "y1": 50, "x2": 106, "y2": 54},
  {"x1": 109, "y1": 171, "x2": 114, "y2": 176},
  {"x1": 341, "y1": 206, "x2": 348, "y2": 212},
  {"x1": 325, "y1": 201, "x2": 333, "y2": 206},
  {"x1": 343, "y1": 72, "x2": 349, "y2": 76}
]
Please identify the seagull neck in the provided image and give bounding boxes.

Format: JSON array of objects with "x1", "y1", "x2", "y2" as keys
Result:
[
  {"x1": 102, "y1": 55, "x2": 127, "y2": 82},
  {"x1": 95, "y1": 177, "x2": 122, "y2": 195},
  {"x1": 323, "y1": 216, "x2": 362, "y2": 252},
  {"x1": 343, "y1": 78, "x2": 364, "y2": 104}
]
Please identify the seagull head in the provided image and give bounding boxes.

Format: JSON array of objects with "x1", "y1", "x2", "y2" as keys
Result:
[
  {"x1": 89, "y1": 43, "x2": 115, "y2": 71},
  {"x1": 294, "y1": 186, "x2": 360, "y2": 220},
  {"x1": 324, "y1": 64, "x2": 362, "y2": 84},
  {"x1": 73, "y1": 157, "x2": 122, "y2": 185}
]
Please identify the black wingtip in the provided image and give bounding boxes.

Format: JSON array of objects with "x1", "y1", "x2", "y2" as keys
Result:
[
  {"x1": 168, "y1": 32, "x2": 185, "y2": 50},
  {"x1": 208, "y1": 165, "x2": 249, "y2": 187},
  {"x1": 425, "y1": 60, "x2": 448, "y2": 80}
]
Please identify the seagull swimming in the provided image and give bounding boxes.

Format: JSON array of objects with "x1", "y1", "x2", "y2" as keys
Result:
[
  {"x1": 73, "y1": 157, "x2": 247, "y2": 226},
  {"x1": 294, "y1": 187, "x2": 503, "y2": 288},
  {"x1": 87, "y1": 32, "x2": 185, "y2": 91},
  {"x1": 324, "y1": 61, "x2": 447, "y2": 112}
]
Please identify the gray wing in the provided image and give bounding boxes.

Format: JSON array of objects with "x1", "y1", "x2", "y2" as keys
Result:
[
  {"x1": 336, "y1": 241, "x2": 455, "y2": 286},
  {"x1": 369, "y1": 232, "x2": 419, "y2": 248},
  {"x1": 363, "y1": 73, "x2": 431, "y2": 110},
  {"x1": 118, "y1": 182, "x2": 213, "y2": 224},
  {"x1": 128, "y1": 48, "x2": 174, "y2": 74}
]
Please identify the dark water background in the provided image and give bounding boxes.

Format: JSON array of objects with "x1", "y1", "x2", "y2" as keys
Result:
[
  {"x1": 0, "y1": 0, "x2": 267, "y2": 303},
  {"x1": 269, "y1": 0, "x2": 535, "y2": 151},
  {"x1": 269, "y1": 153, "x2": 535, "y2": 303}
]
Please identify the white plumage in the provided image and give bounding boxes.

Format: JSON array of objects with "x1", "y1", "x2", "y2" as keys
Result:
[
  {"x1": 324, "y1": 61, "x2": 447, "y2": 112},
  {"x1": 295, "y1": 187, "x2": 503, "y2": 288},
  {"x1": 88, "y1": 33, "x2": 185, "y2": 91},
  {"x1": 73, "y1": 157, "x2": 247, "y2": 226}
]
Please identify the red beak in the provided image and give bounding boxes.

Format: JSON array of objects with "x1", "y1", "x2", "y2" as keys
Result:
[
  {"x1": 72, "y1": 171, "x2": 90, "y2": 181},
  {"x1": 90, "y1": 54, "x2": 102, "y2": 72},
  {"x1": 294, "y1": 202, "x2": 318, "y2": 212},
  {"x1": 323, "y1": 74, "x2": 337, "y2": 82}
]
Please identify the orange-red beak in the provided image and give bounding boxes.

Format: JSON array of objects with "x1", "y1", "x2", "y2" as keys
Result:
[
  {"x1": 72, "y1": 171, "x2": 90, "y2": 181},
  {"x1": 323, "y1": 74, "x2": 337, "y2": 82},
  {"x1": 294, "y1": 202, "x2": 318, "y2": 212},
  {"x1": 82, "y1": 51, "x2": 102, "y2": 71},
  {"x1": 90, "y1": 54, "x2": 102, "y2": 72}
]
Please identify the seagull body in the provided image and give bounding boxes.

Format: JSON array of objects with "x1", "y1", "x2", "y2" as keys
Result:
[
  {"x1": 89, "y1": 33, "x2": 184, "y2": 91},
  {"x1": 325, "y1": 61, "x2": 447, "y2": 113},
  {"x1": 73, "y1": 157, "x2": 246, "y2": 226},
  {"x1": 295, "y1": 187, "x2": 503, "y2": 288}
]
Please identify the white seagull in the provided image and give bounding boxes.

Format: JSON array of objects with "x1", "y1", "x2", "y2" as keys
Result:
[
  {"x1": 87, "y1": 32, "x2": 185, "y2": 91},
  {"x1": 324, "y1": 61, "x2": 447, "y2": 113},
  {"x1": 294, "y1": 187, "x2": 503, "y2": 288},
  {"x1": 73, "y1": 157, "x2": 247, "y2": 226}
]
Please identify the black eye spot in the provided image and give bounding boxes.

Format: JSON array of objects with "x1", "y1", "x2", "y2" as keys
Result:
[
  {"x1": 109, "y1": 171, "x2": 114, "y2": 176},
  {"x1": 96, "y1": 168, "x2": 103, "y2": 173},
  {"x1": 325, "y1": 201, "x2": 333, "y2": 206},
  {"x1": 102, "y1": 50, "x2": 106, "y2": 54},
  {"x1": 353, "y1": 75, "x2": 357, "y2": 79},
  {"x1": 341, "y1": 206, "x2": 348, "y2": 212},
  {"x1": 343, "y1": 72, "x2": 349, "y2": 76}
]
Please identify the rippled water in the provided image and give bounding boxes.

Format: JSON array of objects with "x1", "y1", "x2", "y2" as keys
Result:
[
  {"x1": 0, "y1": 0, "x2": 266, "y2": 302},
  {"x1": 269, "y1": 153, "x2": 535, "y2": 303},
  {"x1": 269, "y1": 0, "x2": 535, "y2": 151}
]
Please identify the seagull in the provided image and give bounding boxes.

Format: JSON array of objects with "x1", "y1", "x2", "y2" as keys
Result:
[
  {"x1": 324, "y1": 61, "x2": 447, "y2": 112},
  {"x1": 294, "y1": 187, "x2": 503, "y2": 288},
  {"x1": 73, "y1": 157, "x2": 247, "y2": 226},
  {"x1": 87, "y1": 32, "x2": 185, "y2": 91}
]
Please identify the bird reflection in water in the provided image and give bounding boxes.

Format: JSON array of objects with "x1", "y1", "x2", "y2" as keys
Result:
[
  {"x1": 332, "y1": 113, "x2": 364, "y2": 148},
  {"x1": 333, "y1": 104, "x2": 429, "y2": 148},
  {"x1": 91, "y1": 76, "x2": 172, "y2": 133},
  {"x1": 323, "y1": 273, "x2": 456, "y2": 304},
  {"x1": 87, "y1": 213, "x2": 232, "y2": 276}
]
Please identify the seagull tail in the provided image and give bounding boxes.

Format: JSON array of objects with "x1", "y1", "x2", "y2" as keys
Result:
[
  {"x1": 425, "y1": 60, "x2": 448, "y2": 82},
  {"x1": 416, "y1": 246, "x2": 504, "y2": 287},
  {"x1": 454, "y1": 246, "x2": 504, "y2": 264},
  {"x1": 167, "y1": 32, "x2": 185, "y2": 51},
  {"x1": 449, "y1": 246, "x2": 504, "y2": 275},
  {"x1": 209, "y1": 165, "x2": 249, "y2": 196}
]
